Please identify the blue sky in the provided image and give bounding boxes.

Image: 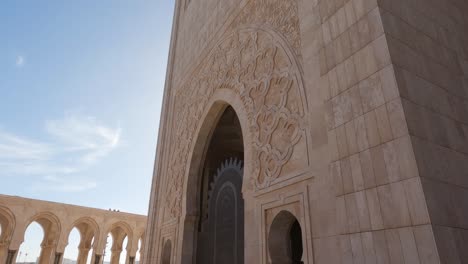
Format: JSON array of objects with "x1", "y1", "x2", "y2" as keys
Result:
[{"x1": 0, "y1": 1, "x2": 174, "y2": 261}]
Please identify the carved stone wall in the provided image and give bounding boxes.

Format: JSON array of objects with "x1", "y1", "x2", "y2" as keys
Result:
[
  {"x1": 144, "y1": 0, "x2": 468, "y2": 263},
  {"x1": 163, "y1": 0, "x2": 309, "y2": 222},
  {"x1": 172, "y1": 0, "x2": 303, "y2": 88}
]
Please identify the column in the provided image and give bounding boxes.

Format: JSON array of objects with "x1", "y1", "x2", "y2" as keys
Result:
[
  {"x1": 90, "y1": 253, "x2": 102, "y2": 264},
  {"x1": 76, "y1": 246, "x2": 91, "y2": 264},
  {"x1": 38, "y1": 244, "x2": 55, "y2": 264},
  {"x1": 0, "y1": 242, "x2": 8, "y2": 264},
  {"x1": 54, "y1": 252, "x2": 63, "y2": 264},
  {"x1": 5, "y1": 250, "x2": 17, "y2": 264},
  {"x1": 110, "y1": 249, "x2": 122, "y2": 264}
]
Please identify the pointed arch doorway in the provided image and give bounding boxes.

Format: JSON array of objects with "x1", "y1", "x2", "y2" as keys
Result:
[{"x1": 182, "y1": 104, "x2": 245, "y2": 264}]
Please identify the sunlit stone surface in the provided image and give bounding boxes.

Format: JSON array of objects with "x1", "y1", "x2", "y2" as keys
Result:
[{"x1": 144, "y1": 0, "x2": 468, "y2": 263}]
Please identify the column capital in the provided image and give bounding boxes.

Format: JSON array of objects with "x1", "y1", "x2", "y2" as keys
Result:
[
  {"x1": 78, "y1": 246, "x2": 91, "y2": 251},
  {"x1": 40, "y1": 244, "x2": 56, "y2": 249},
  {"x1": 0, "y1": 241, "x2": 9, "y2": 247},
  {"x1": 111, "y1": 249, "x2": 123, "y2": 254}
]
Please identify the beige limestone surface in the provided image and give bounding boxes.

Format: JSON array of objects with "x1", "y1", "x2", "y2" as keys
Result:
[
  {"x1": 144, "y1": 0, "x2": 468, "y2": 263},
  {"x1": 0, "y1": 194, "x2": 146, "y2": 264}
]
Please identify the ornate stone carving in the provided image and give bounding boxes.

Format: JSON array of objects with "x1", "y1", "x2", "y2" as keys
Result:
[
  {"x1": 173, "y1": 0, "x2": 302, "y2": 85},
  {"x1": 164, "y1": 25, "x2": 307, "y2": 219},
  {"x1": 233, "y1": 0, "x2": 302, "y2": 60}
]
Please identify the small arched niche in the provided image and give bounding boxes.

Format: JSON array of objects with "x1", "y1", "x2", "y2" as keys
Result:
[
  {"x1": 161, "y1": 239, "x2": 171, "y2": 264},
  {"x1": 268, "y1": 211, "x2": 304, "y2": 264}
]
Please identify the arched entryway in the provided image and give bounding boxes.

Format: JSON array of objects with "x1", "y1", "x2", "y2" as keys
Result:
[
  {"x1": 182, "y1": 104, "x2": 245, "y2": 264},
  {"x1": 268, "y1": 211, "x2": 304, "y2": 264}
]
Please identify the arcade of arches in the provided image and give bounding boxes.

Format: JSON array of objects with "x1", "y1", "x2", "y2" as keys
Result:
[{"x1": 0, "y1": 194, "x2": 146, "y2": 264}]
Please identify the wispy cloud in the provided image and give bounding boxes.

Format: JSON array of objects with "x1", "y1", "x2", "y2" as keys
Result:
[
  {"x1": 16, "y1": 55, "x2": 25, "y2": 67},
  {"x1": 0, "y1": 113, "x2": 121, "y2": 192},
  {"x1": 0, "y1": 131, "x2": 52, "y2": 160},
  {"x1": 32, "y1": 175, "x2": 97, "y2": 192},
  {"x1": 45, "y1": 114, "x2": 121, "y2": 164}
]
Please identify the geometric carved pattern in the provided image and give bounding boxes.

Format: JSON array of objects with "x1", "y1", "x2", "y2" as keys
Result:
[{"x1": 164, "y1": 27, "x2": 307, "y2": 219}]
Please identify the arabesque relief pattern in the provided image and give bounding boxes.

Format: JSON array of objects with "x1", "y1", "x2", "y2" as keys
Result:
[{"x1": 164, "y1": 1, "x2": 308, "y2": 218}]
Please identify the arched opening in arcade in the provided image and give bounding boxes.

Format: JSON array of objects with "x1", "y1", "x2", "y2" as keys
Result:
[
  {"x1": 17, "y1": 214, "x2": 60, "y2": 264},
  {"x1": 103, "y1": 233, "x2": 113, "y2": 263},
  {"x1": 182, "y1": 104, "x2": 245, "y2": 263},
  {"x1": 64, "y1": 227, "x2": 81, "y2": 263},
  {"x1": 17, "y1": 222, "x2": 43, "y2": 263},
  {"x1": 135, "y1": 237, "x2": 143, "y2": 263},
  {"x1": 17, "y1": 213, "x2": 61, "y2": 264},
  {"x1": 64, "y1": 220, "x2": 96, "y2": 264},
  {"x1": 268, "y1": 211, "x2": 304, "y2": 264},
  {"x1": 64, "y1": 218, "x2": 98, "y2": 264},
  {"x1": 119, "y1": 236, "x2": 128, "y2": 263},
  {"x1": 86, "y1": 237, "x2": 95, "y2": 264},
  {"x1": 104, "y1": 224, "x2": 130, "y2": 264}
]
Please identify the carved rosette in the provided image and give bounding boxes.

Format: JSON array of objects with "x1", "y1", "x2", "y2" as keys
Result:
[{"x1": 164, "y1": 27, "x2": 306, "y2": 219}]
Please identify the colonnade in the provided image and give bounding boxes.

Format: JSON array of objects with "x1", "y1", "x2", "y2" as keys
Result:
[{"x1": 0, "y1": 194, "x2": 146, "y2": 264}]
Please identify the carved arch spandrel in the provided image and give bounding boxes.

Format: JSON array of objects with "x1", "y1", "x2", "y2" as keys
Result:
[
  {"x1": 66, "y1": 217, "x2": 100, "y2": 238},
  {"x1": 164, "y1": 26, "x2": 309, "y2": 220}
]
